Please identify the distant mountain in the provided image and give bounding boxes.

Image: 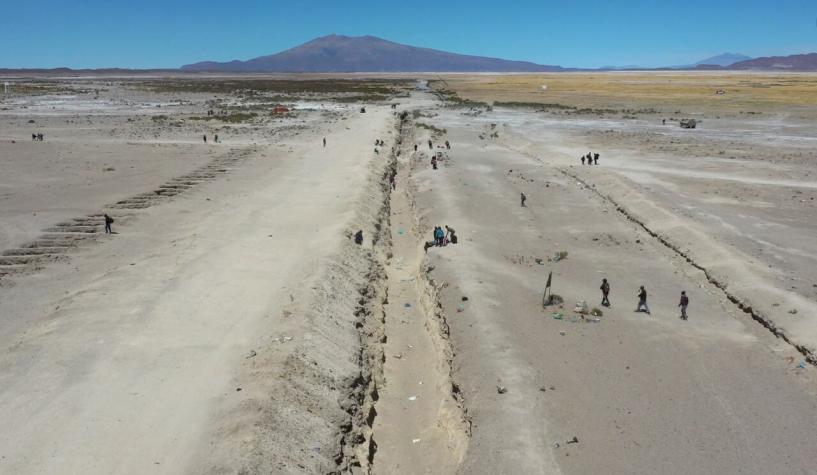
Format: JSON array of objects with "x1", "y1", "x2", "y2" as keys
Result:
[
  {"x1": 728, "y1": 53, "x2": 817, "y2": 71},
  {"x1": 693, "y1": 53, "x2": 751, "y2": 67},
  {"x1": 668, "y1": 53, "x2": 751, "y2": 69},
  {"x1": 181, "y1": 34, "x2": 564, "y2": 73}
]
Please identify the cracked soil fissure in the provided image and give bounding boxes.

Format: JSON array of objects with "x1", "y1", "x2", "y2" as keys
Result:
[{"x1": 370, "y1": 123, "x2": 468, "y2": 474}]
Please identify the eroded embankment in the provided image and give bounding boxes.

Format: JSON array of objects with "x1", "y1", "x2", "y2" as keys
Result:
[
  {"x1": 195, "y1": 119, "x2": 398, "y2": 474},
  {"x1": 562, "y1": 168, "x2": 817, "y2": 366}
]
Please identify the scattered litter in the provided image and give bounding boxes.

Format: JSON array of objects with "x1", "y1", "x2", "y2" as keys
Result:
[
  {"x1": 552, "y1": 312, "x2": 563, "y2": 320},
  {"x1": 461, "y1": 296, "x2": 469, "y2": 301},
  {"x1": 788, "y1": 309, "x2": 798, "y2": 315},
  {"x1": 457, "y1": 304, "x2": 465, "y2": 312},
  {"x1": 539, "y1": 387, "x2": 547, "y2": 392},
  {"x1": 397, "y1": 228, "x2": 405, "y2": 235},
  {"x1": 573, "y1": 301, "x2": 589, "y2": 315},
  {"x1": 274, "y1": 336, "x2": 294, "y2": 344},
  {"x1": 797, "y1": 361, "x2": 807, "y2": 369},
  {"x1": 535, "y1": 258, "x2": 544, "y2": 265},
  {"x1": 786, "y1": 356, "x2": 796, "y2": 363},
  {"x1": 559, "y1": 330, "x2": 566, "y2": 336},
  {"x1": 590, "y1": 307, "x2": 604, "y2": 317},
  {"x1": 407, "y1": 345, "x2": 414, "y2": 350},
  {"x1": 236, "y1": 387, "x2": 242, "y2": 392},
  {"x1": 412, "y1": 438, "x2": 421, "y2": 444},
  {"x1": 408, "y1": 395, "x2": 418, "y2": 401},
  {"x1": 550, "y1": 385, "x2": 556, "y2": 390},
  {"x1": 553, "y1": 442, "x2": 560, "y2": 449},
  {"x1": 404, "y1": 303, "x2": 412, "y2": 308},
  {"x1": 497, "y1": 386, "x2": 507, "y2": 394},
  {"x1": 566, "y1": 436, "x2": 579, "y2": 444},
  {"x1": 394, "y1": 353, "x2": 403, "y2": 359},
  {"x1": 245, "y1": 350, "x2": 257, "y2": 359},
  {"x1": 551, "y1": 251, "x2": 569, "y2": 262}
]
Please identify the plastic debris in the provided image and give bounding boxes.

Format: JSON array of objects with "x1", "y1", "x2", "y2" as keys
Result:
[
  {"x1": 497, "y1": 386, "x2": 507, "y2": 394},
  {"x1": 408, "y1": 395, "x2": 417, "y2": 401}
]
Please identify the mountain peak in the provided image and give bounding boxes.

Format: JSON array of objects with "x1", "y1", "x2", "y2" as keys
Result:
[{"x1": 181, "y1": 34, "x2": 563, "y2": 73}]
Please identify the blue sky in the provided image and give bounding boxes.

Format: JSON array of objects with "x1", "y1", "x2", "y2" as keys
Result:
[{"x1": 1, "y1": 0, "x2": 815, "y2": 69}]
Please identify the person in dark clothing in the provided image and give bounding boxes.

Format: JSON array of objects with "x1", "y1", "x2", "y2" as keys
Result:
[
  {"x1": 389, "y1": 174, "x2": 396, "y2": 190},
  {"x1": 32, "y1": 133, "x2": 37, "y2": 141},
  {"x1": 586, "y1": 153, "x2": 593, "y2": 165},
  {"x1": 600, "y1": 278, "x2": 611, "y2": 307},
  {"x1": 520, "y1": 192, "x2": 527, "y2": 207},
  {"x1": 354, "y1": 230, "x2": 364, "y2": 245},
  {"x1": 323, "y1": 137, "x2": 326, "y2": 147},
  {"x1": 428, "y1": 140, "x2": 433, "y2": 150},
  {"x1": 446, "y1": 226, "x2": 458, "y2": 244},
  {"x1": 203, "y1": 134, "x2": 207, "y2": 143},
  {"x1": 214, "y1": 134, "x2": 219, "y2": 143},
  {"x1": 679, "y1": 291, "x2": 689, "y2": 320},
  {"x1": 581, "y1": 155, "x2": 585, "y2": 165},
  {"x1": 414, "y1": 144, "x2": 418, "y2": 152},
  {"x1": 636, "y1": 285, "x2": 650, "y2": 314},
  {"x1": 104, "y1": 214, "x2": 114, "y2": 234},
  {"x1": 431, "y1": 156, "x2": 438, "y2": 170},
  {"x1": 594, "y1": 153, "x2": 599, "y2": 165},
  {"x1": 445, "y1": 140, "x2": 450, "y2": 149}
]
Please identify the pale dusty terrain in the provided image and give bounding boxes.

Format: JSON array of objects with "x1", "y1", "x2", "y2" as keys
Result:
[{"x1": 1, "y1": 75, "x2": 816, "y2": 475}]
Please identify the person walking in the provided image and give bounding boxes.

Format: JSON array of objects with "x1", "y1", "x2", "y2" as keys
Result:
[
  {"x1": 581, "y1": 155, "x2": 585, "y2": 165},
  {"x1": 678, "y1": 291, "x2": 689, "y2": 320},
  {"x1": 414, "y1": 144, "x2": 418, "y2": 152},
  {"x1": 104, "y1": 214, "x2": 114, "y2": 234},
  {"x1": 636, "y1": 285, "x2": 650, "y2": 314},
  {"x1": 594, "y1": 153, "x2": 599, "y2": 165},
  {"x1": 214, "y1": 134, "x2": 219, "y2": 143},
  {"x1": 600, "y1": 278, "x2": 611, "y2": 307},
  {"x1": 323, "y1": 137, "x2": 326, "y2": 147},
  {"x1": 520, "y1": 192, "x2": 527, "y2": 207},
  {"x1": 428, "y1": 140, "x2": 433, "y2": 150},
  {"x1": 203, "y1": 134, "x2": 207, "y2": 143}
]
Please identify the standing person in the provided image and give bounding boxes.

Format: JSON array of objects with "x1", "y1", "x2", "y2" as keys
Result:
[
  {"x1": 104, "y1": 214, "x2": 114, "y2": 234},
  {"x1": 445, "y1": 140, "x2": 450, "y2": 149},
  {"x1": 520, "y1": 192, "x2": 527, "y2": 207},
  {"x1": 214, "y1": 134, "x2": 219, "y2": 143},
  {"x1": 594, "y1": 153, "x2": 599, "y2": 165},
  {"x1": 414, "y1": 144, "x2": 418, "y2": 152},
  {"x1": 323, "y1": 137, "x2": 326, "y2": 147},
  {"x1": 600, "y1": 278, "x2": 611, "y2": 307},
  {"x1": 203, "y1": 134, "x2": 207, "y2": 143},
  {"x1": 32, "y1": 133, "x2": 37, "y2": 141},
  {"x1": 389, "y1": 173, "x2": 396, "y2": 190},
  {"x1": 581, "y1": 155, "x2": 586, "y2": 165},
  {"x1": 636, "y1": 285, "x2": 650, "y2": 314},
  {"x1": 586, "y1": 153, "x2": 593, "y2": 165},
  {"x1": 428, "y1": 140, "x2": 433, "y2": 150},
  {"x1": 435, "y1": 226, "x2": 445, "y2": 246},
  {"x1": 678, "y1": 291, "x2": 689, "y2": 320},
  {"x1": 431, "y1": 156, "x2": 438, "y2": 170}
]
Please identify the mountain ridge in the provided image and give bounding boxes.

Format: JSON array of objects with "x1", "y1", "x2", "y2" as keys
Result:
[{"x1": 181, "y1": 34, "x2": 565, "y2": 73}]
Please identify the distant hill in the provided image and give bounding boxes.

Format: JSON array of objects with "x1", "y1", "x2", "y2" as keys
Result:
[
  {"x1": 728, "y1": 53, "x2": 817, "y2": 71},
  {"x1": 181, "y1": 34, "x2": 564, "y2": 73},
  {"x1": 693, "y1": 53, "x2": 751, "y2": 67}
]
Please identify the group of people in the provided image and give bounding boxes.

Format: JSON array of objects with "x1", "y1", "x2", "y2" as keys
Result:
[
  {"x1": 599, "y1": 279, "x2": 690, "y2": 319},
  {"x1": 580, "y1": 152, "x2": 600, "y2": 165},
  {"x1": 202, "y1": 134, "x2": 219, "y2": 143},
  {"x1": 31, "y1": 133, "x2": 45, "y2": 141},
  {"x1": 424, "y1": 225, "x2": 457, "y2": 252}
]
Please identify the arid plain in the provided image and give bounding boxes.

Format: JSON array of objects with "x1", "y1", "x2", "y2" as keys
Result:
[{"x1": 1, "y1": 73, "x2": 816, "y2": 474}]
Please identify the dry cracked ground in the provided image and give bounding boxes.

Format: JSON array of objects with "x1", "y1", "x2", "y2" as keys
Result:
[{"x1": 0, "y1": 75, "x2": 816, "y2": 474}]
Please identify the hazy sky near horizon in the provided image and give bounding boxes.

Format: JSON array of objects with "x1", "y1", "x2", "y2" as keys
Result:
[{"x1": 2, "y1": 0, "x2": 816, "y2": 68}]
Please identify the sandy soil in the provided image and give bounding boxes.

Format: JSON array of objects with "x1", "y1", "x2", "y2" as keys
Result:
[
  {"x1": 1, "y1": 75, "x2": 816, "y2": 474},
  {"x1": 402, "y1": 90, "x2": 817, "y2": 473}
]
